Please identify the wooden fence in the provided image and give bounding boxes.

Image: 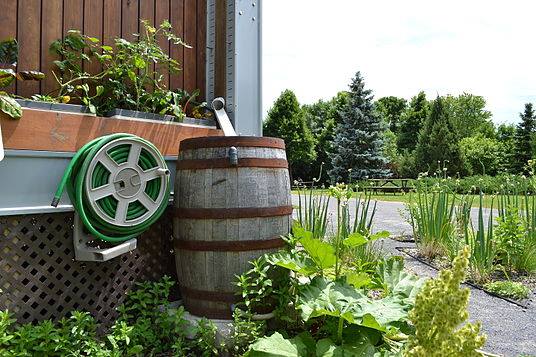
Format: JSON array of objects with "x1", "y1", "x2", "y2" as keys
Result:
[{"x1": 0, "y1": 0, "x2": 207, "y2": 100}]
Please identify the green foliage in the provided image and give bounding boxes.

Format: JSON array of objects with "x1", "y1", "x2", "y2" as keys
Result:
[
  {"x1": 513, "y1": 103, "x2": 536, "y2": 174},
  {"x1": 263, "y1": 89, "x2": 316, "y2": 180},
  {"x1": 408, "y1": 180, "x2": 458, "y2": 259},
  {"x1": 50, "y1": 21, "x2": 194, "y2": 118},
  {"x1": 302, "y1": 92, "x2": 349, "y2": 183},
  {"x1": 405, "y1": 247, "x2": 486, "y2": 356},
  {"x1": 375, "y1": 96, "x2": 408, "y2": 133},
  {"x1": 460, "y1": 194, "x2": 496, "y2": 282},
  {"x1": 397, "y1": 92, "x2": 429, "y2": 152},
  {"x1": 239, "y1": 184, "x2": 425, "y2": 356},
  {"x1": 0, "y1": 277, "x2": 220, "y2": 356},
  {"x1": 496, "y1": 123, "x2": 517, "y2": 173},
  {"x1": 329, "y1": 71, "x2": 390, "y2": 183},
  {"x1": 459, "y1": 134, "x2": 505, "y2": 175},
  {"x1": 0, "y1": 38, "x2": 44, "y2": 119},
  {"x1": 415, "y1": 96, "x2": 466, "y2": 176},
  {"x1": 483, "y1": 281, "x2": 530, "y2": 300},
  {"x1": 494, "y1": 203, "x2": 536, "y2": 274},
  {"x1": 442, "y1": 93, "x2": 494, "y2": 139}
]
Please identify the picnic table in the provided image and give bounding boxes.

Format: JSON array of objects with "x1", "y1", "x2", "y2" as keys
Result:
[{"x1": 364, "y1": 178, "x2": 413, "y2": 194}]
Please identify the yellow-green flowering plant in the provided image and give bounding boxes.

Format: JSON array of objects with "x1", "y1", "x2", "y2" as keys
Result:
[{"x1": 405, "y1": 246, "x2": 487, "y2": 356}]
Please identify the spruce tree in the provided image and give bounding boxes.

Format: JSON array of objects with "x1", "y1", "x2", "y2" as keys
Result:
[
  {"x1": 328, "y1": 72, "x2": 389, "y2": 183},
  {"x1": 513, "y1": 103, "x2": 535, "y2": 174},
  {"x1": 397, "y1": 91, "x2": 429, "y2": 152},
  {"x1": 414, "y1": 96, "x2": 465, "y2": 175},
  {"x1": 263, "y1": 89, "x2": 316, "y2": 180}
]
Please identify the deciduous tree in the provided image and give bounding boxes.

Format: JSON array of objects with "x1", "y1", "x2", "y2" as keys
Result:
[{"x1": 263, "y1": 90, "x2": 316, "y2": 180}]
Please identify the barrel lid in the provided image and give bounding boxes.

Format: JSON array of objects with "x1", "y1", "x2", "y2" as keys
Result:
[{"x1": 179, "y1": 136, "x2": 285, "y2": 150}]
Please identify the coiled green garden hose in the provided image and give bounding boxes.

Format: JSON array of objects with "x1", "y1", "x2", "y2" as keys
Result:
[{"x1": 52, "y1": 133, "x2": 170, "y2": 243}]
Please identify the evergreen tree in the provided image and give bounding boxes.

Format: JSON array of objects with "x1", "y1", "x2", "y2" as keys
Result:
[
  {"x1": 263, "y1": 89, "x2": 316, "y2": 180},
  {"x1": 414, "y1": 96, "x2": 465, "y2": 175},
  {"x1": 397, "y1": 91, "x2": 429, "y2": 152},
  {"x1": 513, "y1": 103, "x2": 535, "y2": 173},
  {"x1": 329, "y1": 72, "x2": 389, "y2": 183}
]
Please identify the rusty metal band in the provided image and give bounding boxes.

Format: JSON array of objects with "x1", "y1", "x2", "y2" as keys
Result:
[
  {"x1": 179, "y1": 136, "x2": 285, "y2": 150},
  {"x1": 174, "y1": 237, "x2": 286, "y2": 252},
  {"x1": 183, "y1": 303, "x2": 233, "y2": 320},
  {"x1": 180, "y1": 286, "x2": 238, "y2": 303},
  {"x1": 174, "y1": 205, "x2": 293, "y2": 219},
  {"x1": 176, "y1": 157, "x2": 288, "y2": 170}
]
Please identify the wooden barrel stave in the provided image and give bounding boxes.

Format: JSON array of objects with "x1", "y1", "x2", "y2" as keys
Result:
[{"x1": 174, "y1": 137, "x2": 291, "y2": 319}]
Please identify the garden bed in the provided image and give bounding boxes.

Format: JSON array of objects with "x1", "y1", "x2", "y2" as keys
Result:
[{"x1": 397, "y1": 246, "x2": 535, "y2": 308}]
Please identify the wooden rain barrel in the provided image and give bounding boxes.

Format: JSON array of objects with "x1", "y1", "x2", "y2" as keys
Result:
[{"x1": 173, "y1": 136, "x2": 292, "y2": 319}]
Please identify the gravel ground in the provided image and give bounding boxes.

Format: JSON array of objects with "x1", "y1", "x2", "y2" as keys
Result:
[{"x1": 292, "y1": 195, "x2": 536, "y2": 356}]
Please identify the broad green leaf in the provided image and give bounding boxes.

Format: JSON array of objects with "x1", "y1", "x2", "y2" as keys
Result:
[
  {"x1": 343, "y1": 232, "x2": 367, "y2": 248},
  {"x1": 292, "y1": 222, "x2": 313, "y2": 241},
  {"x1": 134, "y1": 56, "x2": 145, "y2": 69},
  {"x1": 377, "y1": 258, "x2": 425, "y2": 302},
  {"x1": 101, "y1": 45, "x2": 113, "y2": 52},
  {"x1": 244, "y1": 332, "x2": 308, "y2": 357},
  {"x1": 353, "y1": 296, "x2": 409, "y2": 331},
  {"x1": 345, "y1": 272, "x2": 371, "y2": 289},
  {"x1": 0, "y1": 94, "x2": 22, "y2": 119},
  {"x1": 316, "y1": 337, "x2": 376, "y2": 357},
  {"x1": 298, "y1": 276, "x2": 364, "y2": 323},
  {"x1": 267, "y1": 251, "x2": 318, "y2": 276},
  {"x1": 369, "y1": 231, "x2": 390, "y2": 241},
  {"x1": 0, "y1": 68, "x2": 15, "y2": 88},
  {"x1": 96, "y1": 85, "x2": 104, "y2": 96},
  {"x1": 300, "y1": 236, "x2": 336, "y2": 270}
]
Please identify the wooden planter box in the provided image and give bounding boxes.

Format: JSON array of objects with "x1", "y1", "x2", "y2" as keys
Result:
[{"x1": 0, "y1": 108, "x2": 222, "y2": 215}]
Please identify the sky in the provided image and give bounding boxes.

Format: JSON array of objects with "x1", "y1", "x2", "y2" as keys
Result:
[{"x1": 262, "y1": 0, "x2": 536, "y2": 124}]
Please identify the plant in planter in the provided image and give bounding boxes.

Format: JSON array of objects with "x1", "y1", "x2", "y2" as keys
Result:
[
  {"x1": 49, "y1": 20, "x2": 193, "y2": 120},
  {"x1": 0, "y1": 38, "x2": 44, "y2": 119}
]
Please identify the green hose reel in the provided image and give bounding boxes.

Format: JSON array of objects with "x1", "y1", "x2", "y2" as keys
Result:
[{"x1": 52, "y1": 133, "x2": 170, "y2": 243}]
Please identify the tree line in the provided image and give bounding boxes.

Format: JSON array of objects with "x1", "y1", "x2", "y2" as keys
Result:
[{"x1": 263, "y1": 71, "x2": 536, "y2": 183}]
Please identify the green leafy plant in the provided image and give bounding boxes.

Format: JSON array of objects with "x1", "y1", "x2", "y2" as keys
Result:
[
  {"x1": 460, "y1": 193, "x2": 496, "y2": 282},
  {"x1": 483, "y1": 281, "x2": 530, "y2": 300},
  {"x1": 405, "y1": 246, "x2": 486, "y2": 356},
  {"x1": 408, "y1": 179, "x2": 458, "y2": 259},
  {"x1": 50, "y1": 20, "x2": 192, "y2": 117},
  {"x1": 0, "y1": 38, "x2": 44, "y2": 118},
  {"x1": 0, "y1": 277, "x2": 221, "y2": 356}
]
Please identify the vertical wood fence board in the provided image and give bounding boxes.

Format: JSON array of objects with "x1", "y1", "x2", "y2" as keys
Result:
[
  {"x1": 17, "y1": 0, "x2": 41, "y2": 97},
  {"x1": 183, "y1": 0, "x2": 197, "y2": 93},
  {"x1": 121, "y1": 0, "x2": 140, "y2": 42},
  {"x1": 155, "y1": 0, "x2": 171, "y2": 89},
  {"x1": 103, "y1": 0, "x2": 122, "y2": 47},
  {"x1": 196, "y1": 0, "x2": 207, "y2": 99},
  {"x1": 40, "y1": 0, "x2": 63, "y2": 95},
  {"x1": 83, "y1": 0, "x2": 104, "y2": 77},
  {"x1": 170, "y1": 0, "x2": 185, "y2": 90},
  {"x1": 140, "y1": 0, "x2": 156, "y2": 90}
]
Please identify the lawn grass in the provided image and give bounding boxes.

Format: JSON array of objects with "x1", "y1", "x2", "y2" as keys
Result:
[{"x1": 291, "y1": 189, "x2": 501, "y2": 208}]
